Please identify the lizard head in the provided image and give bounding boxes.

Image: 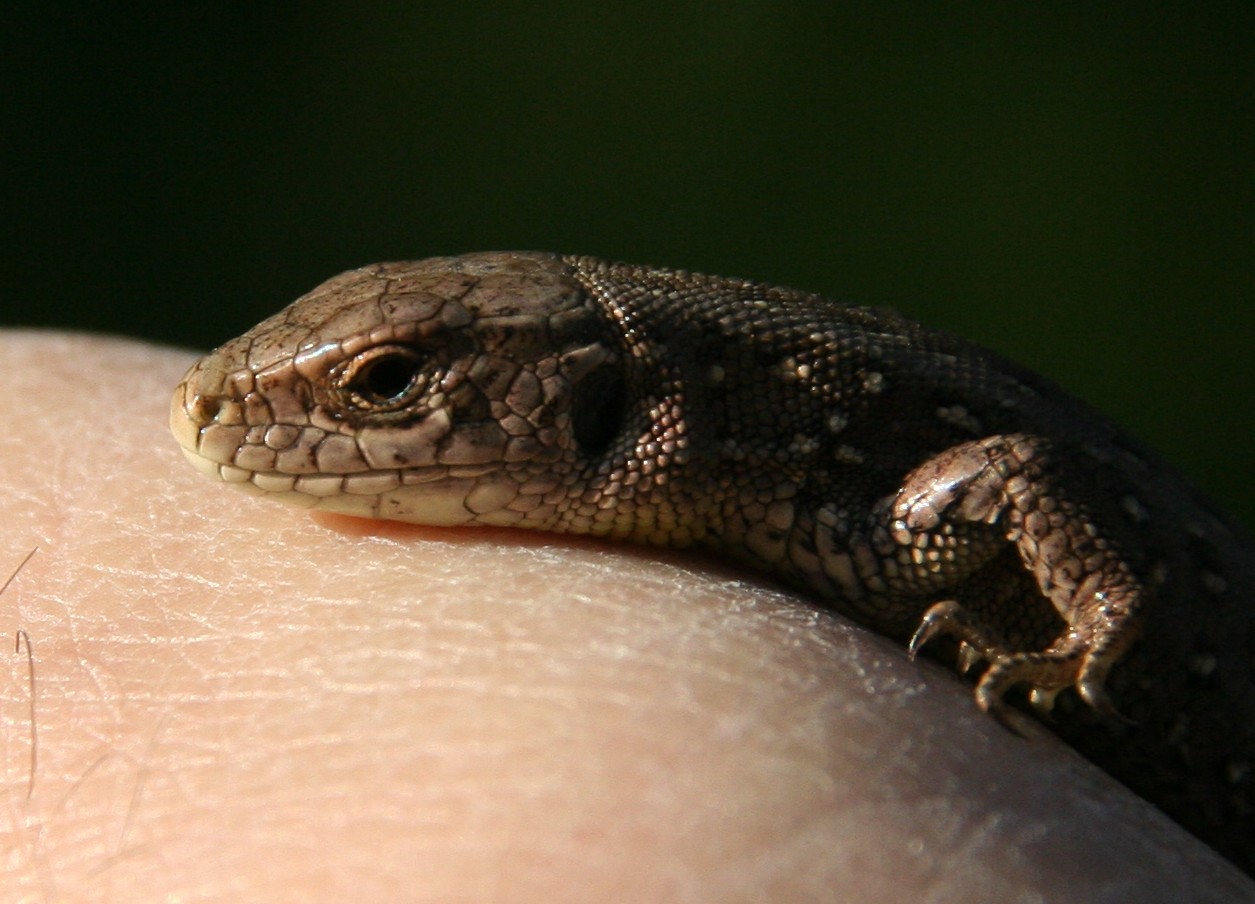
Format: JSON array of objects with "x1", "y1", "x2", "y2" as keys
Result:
[{"x1": 171, "y1": 252, "x2": 632, "y2": 528}]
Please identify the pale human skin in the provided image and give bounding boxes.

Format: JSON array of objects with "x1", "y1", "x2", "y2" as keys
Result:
[{"x1": 1, "y1": 331, "x2": 1252, "y2": 902}]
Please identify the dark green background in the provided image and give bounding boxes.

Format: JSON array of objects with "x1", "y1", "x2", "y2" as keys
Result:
[{"x1": 4, "y1": 5, "x2": 1253, "y2": 528}]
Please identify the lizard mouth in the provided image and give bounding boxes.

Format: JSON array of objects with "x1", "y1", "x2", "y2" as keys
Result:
[
  {"x1": 177, "y1": 445, "x2": 494, "y2": 497},
  {"x1": 176, "y1": 443, "x2": 501, "y2": 525},
  {"x1": 172, "y1": 392, "x2": 499, "y2": 524}
]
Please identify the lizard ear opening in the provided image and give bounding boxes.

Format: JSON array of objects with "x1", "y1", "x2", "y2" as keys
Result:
[{"x1": 568, "y1": 358, "x2": 627, "y2": 459}]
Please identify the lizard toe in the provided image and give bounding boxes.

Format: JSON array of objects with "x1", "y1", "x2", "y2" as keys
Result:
[{"x1": 908, "y1": 600, "x2": 1010, "y2": 665}]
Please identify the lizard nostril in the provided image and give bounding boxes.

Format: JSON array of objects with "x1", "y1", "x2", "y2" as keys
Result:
[{"x1": 188, "y1": 393, "x2": 222, "y2": 425}]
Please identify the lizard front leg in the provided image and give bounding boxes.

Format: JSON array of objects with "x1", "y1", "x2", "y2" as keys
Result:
[{"x1": 884, "y1": 434, "x2": 1142, "y2": 720}]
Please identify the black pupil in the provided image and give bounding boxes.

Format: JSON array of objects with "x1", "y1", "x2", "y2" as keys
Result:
[{"x1": 360, "y1": 355, "x2": 416, "y2": 402}]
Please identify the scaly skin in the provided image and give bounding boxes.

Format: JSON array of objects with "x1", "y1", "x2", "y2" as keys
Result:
[{"x1": 171, "y1": 251, "x2": 1255, "y2": 873}]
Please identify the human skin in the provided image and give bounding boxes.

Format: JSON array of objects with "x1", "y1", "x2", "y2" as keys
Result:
[{"x1": 1, "y1": 331, "x2": 1252, "y2": 903}]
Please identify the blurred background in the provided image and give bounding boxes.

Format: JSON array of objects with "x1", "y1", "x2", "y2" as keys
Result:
[{"x1": 3, "y1": 4, "x2": 1252, "y2": 528}]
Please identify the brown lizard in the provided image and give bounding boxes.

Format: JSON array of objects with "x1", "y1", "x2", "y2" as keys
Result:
[{"x1": 170, "y1": 251, "x2": 1255, "y2": 874}]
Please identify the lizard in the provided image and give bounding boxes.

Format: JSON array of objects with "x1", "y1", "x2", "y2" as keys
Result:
[{"x1": 169, "y1": 251, "x2": 1255, "y2": 874}]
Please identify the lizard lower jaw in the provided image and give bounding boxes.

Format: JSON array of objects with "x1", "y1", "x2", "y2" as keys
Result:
[{"x1": 176, "y1": 446, "x2": 501, "y2": 526}]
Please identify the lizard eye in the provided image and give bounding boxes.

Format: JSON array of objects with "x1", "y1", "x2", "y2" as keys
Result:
[{"x1": 338, "y1": 345, "x2": 427, "y2": 411}]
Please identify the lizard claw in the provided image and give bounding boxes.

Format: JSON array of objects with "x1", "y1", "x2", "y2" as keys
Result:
[
  {"x1": 1027, "y1": 685, "x2": 1064, "y2": 714},
  {"x1": 908, "y1": 600, "x2": 961, "y2": 659},
  {"x1": 1075, "y1": 678, "x2": 1135, "y2": 725},
  {"x1": 907, "y1": 606, "x2": 947, "y2": 660},
  {"x1": 910, "y1": 600, "x2": 1134, "y2": 726},
  {"x1": 908, "y1": 600, "x2": 1008, "y2": 663},
  {"x1": 955, "y1": 641, "x2": 985, "y2": 675}
]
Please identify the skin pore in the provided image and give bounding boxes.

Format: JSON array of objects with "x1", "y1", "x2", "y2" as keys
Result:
[{"x1": 1, "y1": 331, "x2": 1252, "y2": 902}]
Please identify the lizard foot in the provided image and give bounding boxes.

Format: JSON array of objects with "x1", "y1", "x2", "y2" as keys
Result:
[{"x1": 909, "y1": 600, "x2": 1131, "y2": 725}]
